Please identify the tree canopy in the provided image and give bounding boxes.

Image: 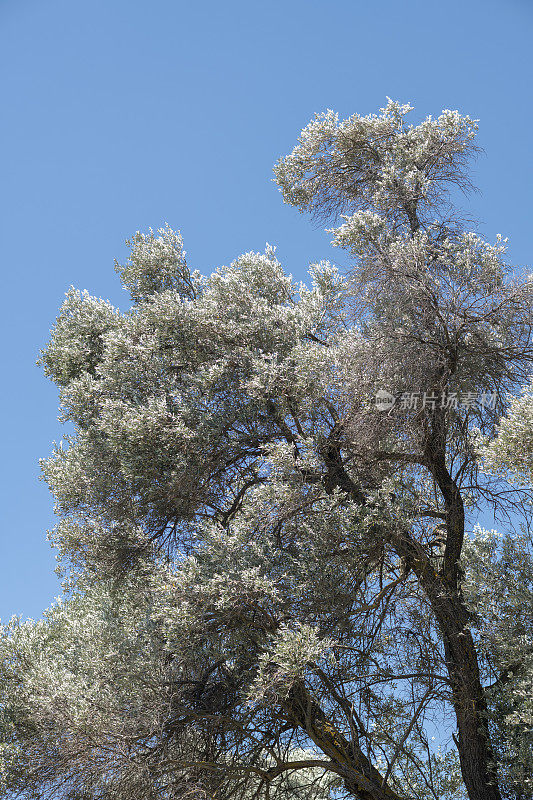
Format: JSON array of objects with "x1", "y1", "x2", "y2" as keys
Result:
[{"x1": 2, "y1": 100, "x2": 533, "y2": 800}]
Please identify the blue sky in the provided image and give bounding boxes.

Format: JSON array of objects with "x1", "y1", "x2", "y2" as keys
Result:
[{"x1": 0, "y1": 0, "x2": 531, "y2": 621}]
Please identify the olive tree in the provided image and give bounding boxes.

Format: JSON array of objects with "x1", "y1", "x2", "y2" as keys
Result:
[{"x1": 1, "y1": 100, "x2": 533, "y2": 800}]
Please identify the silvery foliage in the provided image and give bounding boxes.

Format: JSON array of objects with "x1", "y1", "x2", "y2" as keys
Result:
[
  {"x1": 462, "y1": 526, "x2": 533, "y2": 797},
  {"x1": 1, "y1": 100, "x2": 533, "y2": 800}
]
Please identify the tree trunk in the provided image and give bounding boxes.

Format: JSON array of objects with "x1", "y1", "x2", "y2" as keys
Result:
[
  {"x1": 319, "y1": 438, "x2": 502, "y2": 800},
  {"x1": 388, "y1": 528, "x2": 501, "y2": 800},
  {"x1": 424, "y1": 415, "x2": 501, "y2": 800}
]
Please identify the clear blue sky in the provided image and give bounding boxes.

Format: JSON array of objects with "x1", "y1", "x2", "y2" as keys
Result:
[{"x1": 0, "y1": 0, "x2": 531, "y2": 621}]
